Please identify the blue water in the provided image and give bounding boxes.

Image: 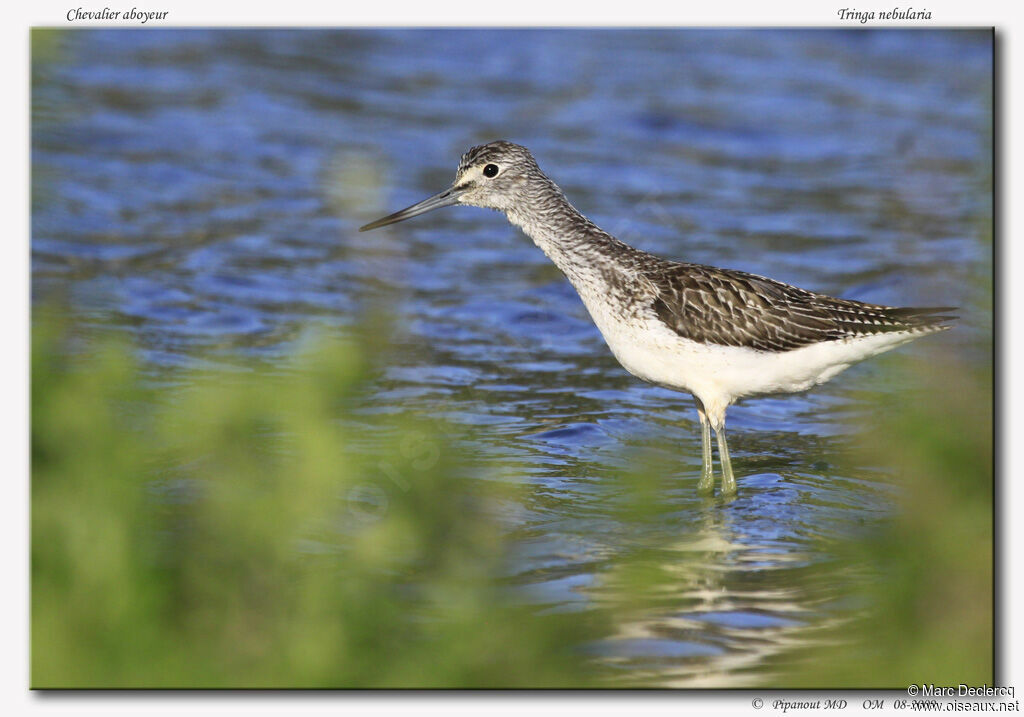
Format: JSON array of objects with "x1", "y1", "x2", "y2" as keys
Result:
[{"x1": 32, "y1": 28, "x2": 992, "y2": 685}]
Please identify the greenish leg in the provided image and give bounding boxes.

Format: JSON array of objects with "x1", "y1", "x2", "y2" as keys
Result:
[
  {"x1": 715, "y1": 425, "x2": 737, "y2": 497},
  {"x1": 695, "y1": 400, "x2": 714, "y2": 494}
]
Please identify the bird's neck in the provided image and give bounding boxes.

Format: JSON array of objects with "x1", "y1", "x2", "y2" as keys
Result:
[{"x1": 504, "y1": 182, "x2": 636, "y2": 283}]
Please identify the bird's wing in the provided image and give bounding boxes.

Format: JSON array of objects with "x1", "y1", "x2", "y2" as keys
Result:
[{"x1": 646, "y1": 263, "x2": 955, "y2": 352}]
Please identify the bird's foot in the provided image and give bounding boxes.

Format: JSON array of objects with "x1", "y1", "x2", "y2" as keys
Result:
[
  {"x1": 720, "y1": 473, "x2": 738, "y2": 497},
  {"x1": 697, "y1": 471, "x2": 715, "y2": 495}
]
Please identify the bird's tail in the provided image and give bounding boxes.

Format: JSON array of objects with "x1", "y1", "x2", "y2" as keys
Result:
[{"x1": 884, "y1": 306, "x2": 959, "y2": 332}]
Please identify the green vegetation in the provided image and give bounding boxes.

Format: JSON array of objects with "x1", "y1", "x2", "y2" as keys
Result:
[
  {"x1": 771, "y1": 351, "x2": 993, "y2": 688},
  {"x1": 31, "y1": 311, "x2": 603, "y2": 688}
]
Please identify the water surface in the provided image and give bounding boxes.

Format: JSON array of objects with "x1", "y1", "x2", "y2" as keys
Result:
[{"x1": 31, "y1": 28, "x2": 992, "y2": 686}]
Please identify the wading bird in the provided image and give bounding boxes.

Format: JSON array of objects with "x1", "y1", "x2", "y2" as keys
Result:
[{"x1": 360, "y1": 141, "x2": 954, "y2": 496}]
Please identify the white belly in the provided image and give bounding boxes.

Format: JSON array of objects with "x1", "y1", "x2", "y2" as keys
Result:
[{"x1": 578, "y1": 294, "x2": 924, "y2": 425}]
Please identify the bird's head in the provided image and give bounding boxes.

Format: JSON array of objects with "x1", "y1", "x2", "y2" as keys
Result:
[{"x1": 359, "y1": 141, "x2": 545, "y2": 231}]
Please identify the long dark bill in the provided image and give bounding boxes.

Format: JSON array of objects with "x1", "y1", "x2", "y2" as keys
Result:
[{"x1": 359, "y1": 186, "x2": 465, "y2": 232}]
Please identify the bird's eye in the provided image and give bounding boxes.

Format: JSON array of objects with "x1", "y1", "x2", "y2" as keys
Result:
[{"x1": 482, "y1": 164, "x2": 499, "y2": 178}]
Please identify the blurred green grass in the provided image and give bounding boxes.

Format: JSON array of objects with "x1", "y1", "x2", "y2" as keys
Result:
[
  {"x1": 768, "y1": 353, "x2": 993, "y2": 687},
  {"x1": 31, "y1": 310, "x2": 605, "y2": 688}
]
